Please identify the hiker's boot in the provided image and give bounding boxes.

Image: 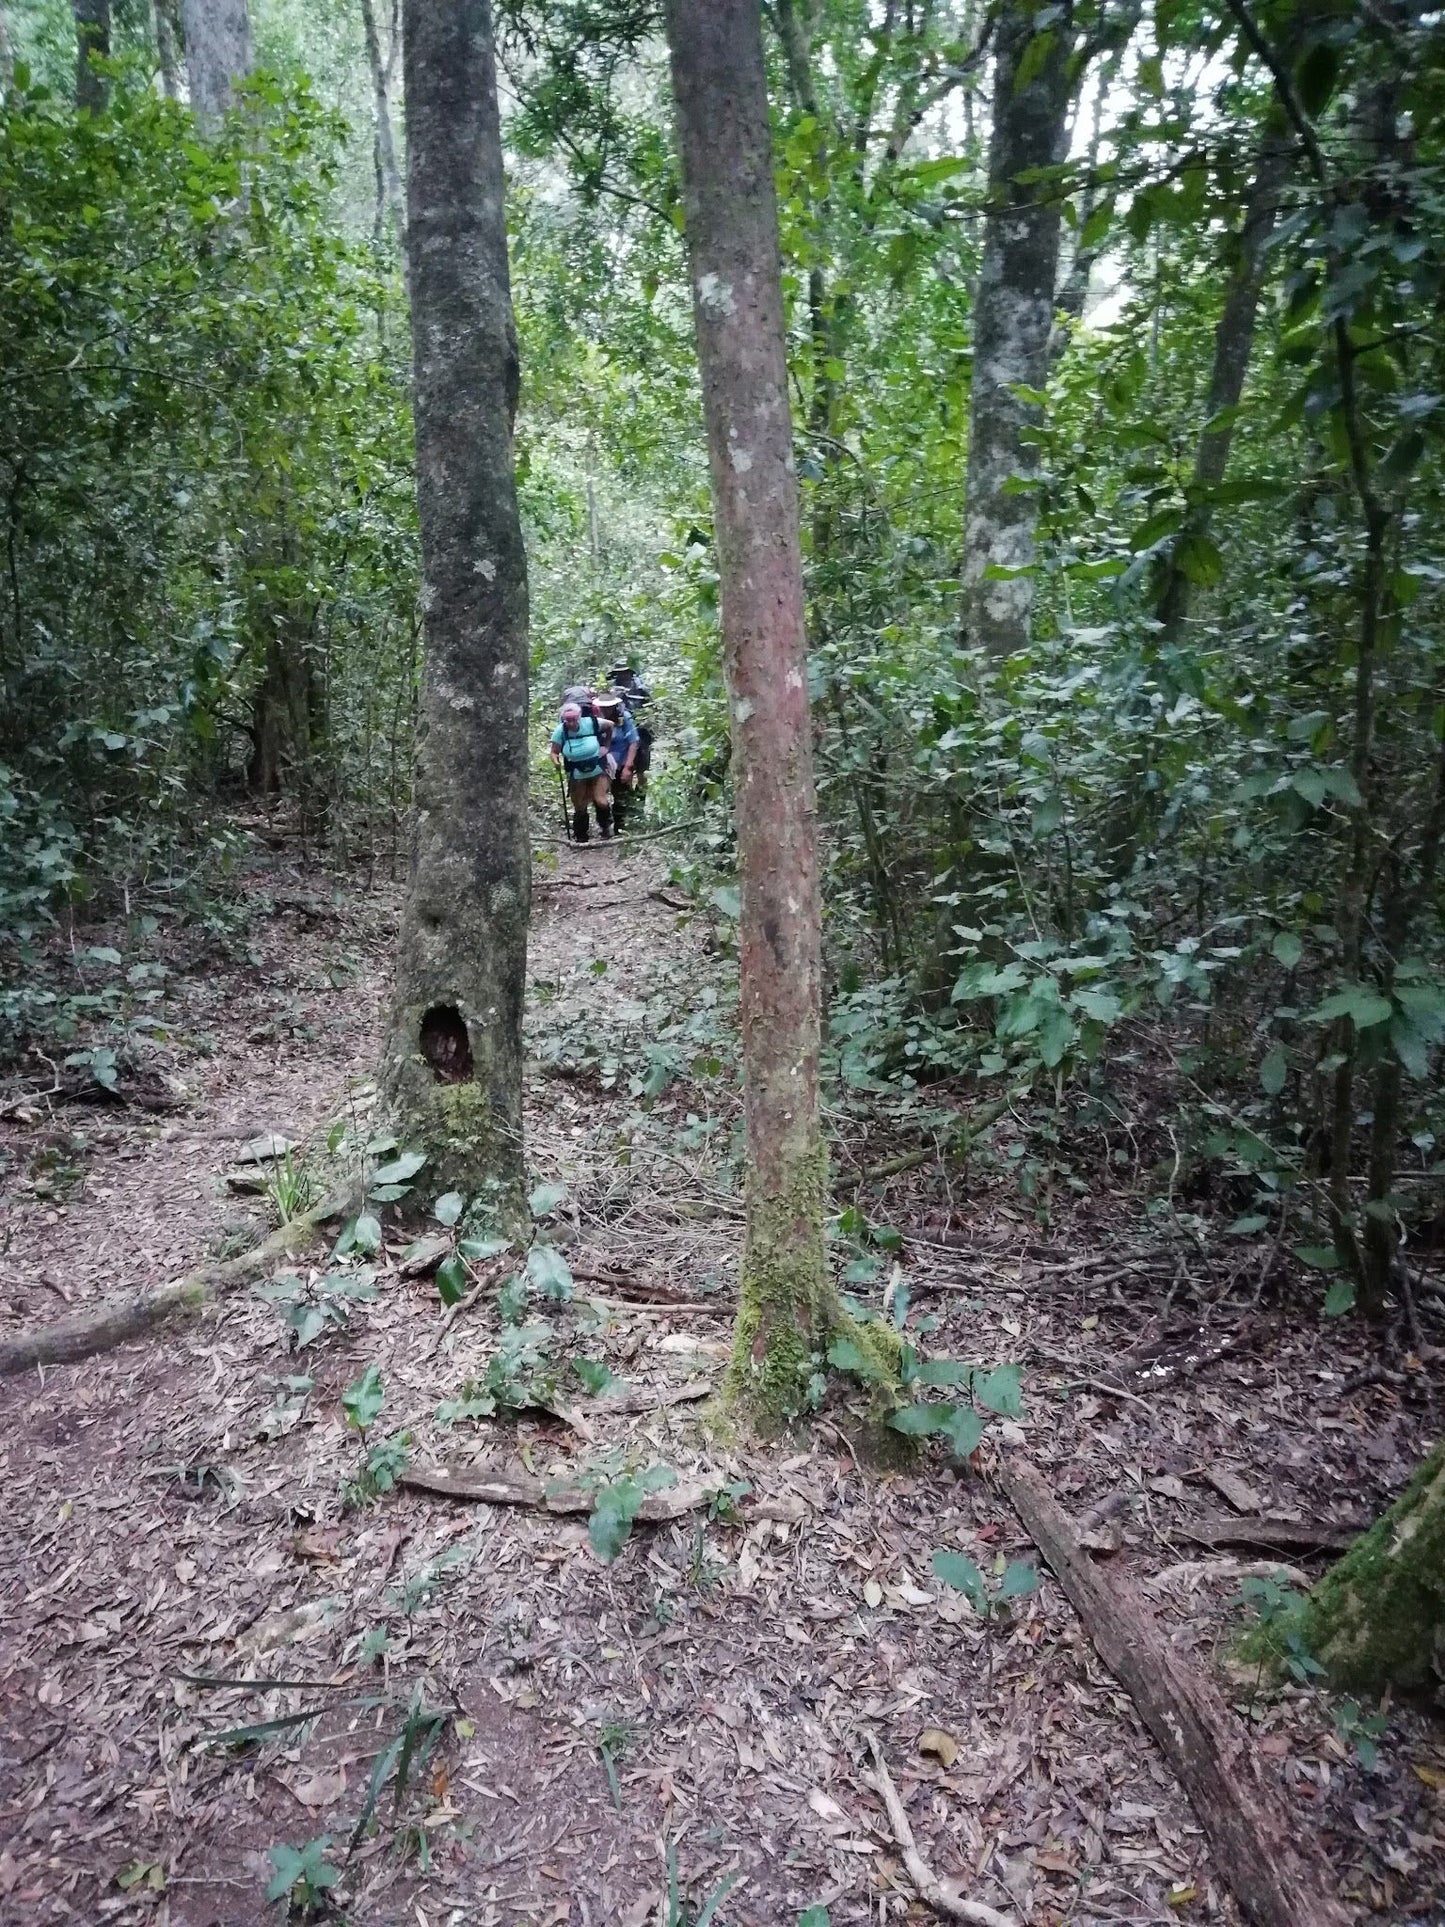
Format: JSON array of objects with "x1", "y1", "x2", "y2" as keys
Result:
[
  {"x1": 572, "y1": 808, "x2": 589, "y2": 843},
  {"x1": 597, "y1": 805, "x2": 614, "y2": 841}
]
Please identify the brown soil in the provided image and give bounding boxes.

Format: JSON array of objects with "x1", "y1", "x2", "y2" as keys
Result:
[{"x1": 0, "y1": 834, "x2": 1441, "y2": 1927}]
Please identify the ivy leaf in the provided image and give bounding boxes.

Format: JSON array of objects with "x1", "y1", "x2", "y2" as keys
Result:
[
  {"x1": 1309, "y1": 986, "x2": 1393, "y2": 1029},
  {"x1": 1272, "y1": 931, "x2": 1302, "y2": 970},
  {"x1": 528, "y1": 1181, "x2": 568, "y2": 1218},
  {"x1": 888, "y1": 1402, "x2": 952, "y2": 1437},
  {"x1": 1294, "y1": 1244, "x2": 1342, "y2": 1271},
  {"x1": 433, "y1": 1191, "x2": 465, "y2": 1227},
  {"x1": 942, "y1": 1406, "x2": 985, "y2": 1461},
  {"x1": 998, "y1": 1560, "x2": 1040, "y2": 1600}
]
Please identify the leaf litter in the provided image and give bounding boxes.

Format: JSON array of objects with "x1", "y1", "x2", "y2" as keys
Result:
[{"x1": 0, "y1": 842, "x2": 1440, "y2": 1925}]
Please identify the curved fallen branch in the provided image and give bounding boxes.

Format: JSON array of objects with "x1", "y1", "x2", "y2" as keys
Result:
[
  {"x1": 862, "y1": 1732, "x2": 1016, "y2": 1926},
  {"x1": 0, "y1": 1189, "x2": 355, "y2": 1378},
  {"x1": 999, "y1": 1456, "x2": 1352, "y2": 1927}
]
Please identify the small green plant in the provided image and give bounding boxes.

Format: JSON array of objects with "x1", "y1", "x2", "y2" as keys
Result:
[
  {"x1": 598, "y1": 1717, "x2": 636, "y2": 1809},
  {"x1": 589, "y1": 1462, "x2": 678, "y2": 1564},
  {"x1": 267, "y1": 1150, "x2": 317, "y2": 1226},
  {"x1": 255, "y1": 1269, "x2": 376, "y2": 1348},
  {"x1": 1333, "y1": 1697, "x2": 1388, "y2": 1770},
  {"x1": 933, "y1": 1548, "x2": 1039, "y2": 1620},
  {"x1": 264, "y1": 1836, "x2": 339, "y2": 1917},
  {"x1": 344, "y1": 1432, "x2": 411, "y2": 1509},
  {"x1": 342, "y1": 1362, "x2": 385, "y2": 1431},
  {"x1": 1234, "y1": 1571, "x2": 1324, "y2": 1716},
  {"x1": 664, "y1": 1838, "x2": 738, "y2": 1926}
]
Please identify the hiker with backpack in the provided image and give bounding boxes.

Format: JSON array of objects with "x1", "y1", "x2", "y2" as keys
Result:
[
  {"x1": 550, "y1": 696, "x2": 615, "y2": 841},
  {"x1": 595, "y1": 692, "x2": 641, "y2": 830}
]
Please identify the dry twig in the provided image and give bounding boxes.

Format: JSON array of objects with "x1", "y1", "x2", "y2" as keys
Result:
[{"x1": 862, "y1": 1732, "x2": 1017, "y2": 1927}]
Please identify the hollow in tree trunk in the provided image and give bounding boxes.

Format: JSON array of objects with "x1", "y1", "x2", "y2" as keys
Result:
[
  {"x1": 961, "y1": 4, "x2": 1079, "y2": 660},
  {"x1": 665, "y1": 0, "x2": 894, "y2": 1428},
  {"x1": 1251, "y1": 1441, "x2": 1445, "y2": 1696},
  {"x1": 181, "y1": 0, "x2": 250, "y2": 127},
  {"x1": 381, "y1": 0, "x2": 529, "y2": 1222}
]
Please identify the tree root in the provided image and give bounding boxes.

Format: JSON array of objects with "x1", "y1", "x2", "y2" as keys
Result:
[
  {"x1": 399, "y1": 1459, "x2": 804, "y2": 1525},
  {"x1": 0, "y1": 1189, "x2": 356, "y2": 1378},
  {"x1": 862, "y1": 1732, "x2": 1017, "y2": 1926}
]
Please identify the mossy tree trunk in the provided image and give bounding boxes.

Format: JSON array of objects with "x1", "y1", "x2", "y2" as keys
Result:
[
  {"x1": 665, "y1": 0, "x2": 842, "y2": 1426},
  {"x1": 380, "y1": 0, "x2": 529, "y2": 1221},
  {"x1": 1292, "y1": 1440, "x2": 1445, "y2": 1695},
  {"x1": 73, "y1": 0, "x2": 110, "y2": 113}
]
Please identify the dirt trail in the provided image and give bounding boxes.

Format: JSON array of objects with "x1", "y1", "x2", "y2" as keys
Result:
[{"x1": 0, "y1": 836, "x2": 1440, "y2": 1927}]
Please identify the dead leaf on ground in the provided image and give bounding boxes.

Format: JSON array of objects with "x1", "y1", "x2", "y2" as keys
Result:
[{"x1": 918, "y1": 1727, "x2": 959, "y2": 1769}]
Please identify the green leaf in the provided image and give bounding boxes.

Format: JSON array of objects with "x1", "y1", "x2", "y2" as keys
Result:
[
  {"x1": 588, "y1": 1477, "x2": 645, "y2": 1563},
  {"x1": 709, "y1": 884, "x2": 741, "y2": 919},
  {"x1": 526, "y1": 1243, "x2": 574, "y2": 1301},
  {"x1": 1309, "y1": 986, "x2": 1393, "y2": 1029},
  {"x1": 798, "y1": 1908, "x2": 833, "y2": 1927},
  {"x1": 915, "y1": 1358, "x2": 973, "y2": 1389},
  {"x1": 1323, "y1": 1277, "x2": 1356, "y2": 1317},
  {"x1": 1294, "y1": 1244, "x2": 1342, "y2": 1271},
  {"x1": 1225, "y1": 1214, "x2": 1270, "y2": 1236},
  {"x1": 435, "y1": 1254, "x2": 469, "y2": 1308},
  {"x1": 342, "y1": 1363, "x2": 384, "y2": 1430},
  {"x1": 826, "y1": 1337, "x2": 890, "y2": 1383},
  {"x1": 458, "y1": 1234, "x2": 511, "y2": 1262},
  {"x1": 265, "y1": 1845, "x2": 306, "y2": 1902},
  {"x1": 974, "y1": 1363, "x2": 1023, "y2": 1417},
  {"x1": 574, "y1": 1357, "x2": 621, "y2": 1396},
  {"x1": 1272, "y1": 931, "x2": 1303, "y2": 970},
  {"x1": 1177, "y1": 532, "x2": 1223, "y2": 587},
  {"x1": 433, "y1": 1191, "x2": 465, "y2": 1227},
  {"x1": 1072, "y1": 988, "x2": 1122, "y2": 1024},
  {"x1": 932, "y1": 1549, "x2": 986, "y2": 1613},
  {"x1": 1377, "y1": 428, "x2": 1425, "y2": 489},
  {"x1": 350, "y1": 1212, "x2": 382, "y2": 1256},
  {"x1": 1259, "y1": 1044, "x2": 1287, "y2": 1096},
  {"x1": 528, "y1": 1181, "x2": 568, "y2": 1218},
  {"x1": 942, "y1": 1407, "x2": 985, "y2": 1461},
  {"x1": 371, "y1": 1150, "x2": 426, "y2": 1187},
  {"x1": 888, "y1": 1402, "x2": 952, "y2": 1437},
  {"x1": 998, "y1": 1560, "x2": 1039, "y2": 1600}
]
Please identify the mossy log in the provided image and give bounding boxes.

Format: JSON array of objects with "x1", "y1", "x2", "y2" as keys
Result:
[
  {"x1": 1283, "y1": 1438, "x2": 1445, "y2": 1695},
  {"x1": 0, "y1": 1189, "x2": 353, "y2": 1377}
]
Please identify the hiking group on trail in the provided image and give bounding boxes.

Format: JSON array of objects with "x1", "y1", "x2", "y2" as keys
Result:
[{"x1": 549, "y1": 662, "x2": 654, "y2": 842}]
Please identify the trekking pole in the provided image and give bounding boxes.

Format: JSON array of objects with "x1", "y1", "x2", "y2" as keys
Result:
[{"x1": 556, "y1": 762, "x2": 573, "y2": 842}]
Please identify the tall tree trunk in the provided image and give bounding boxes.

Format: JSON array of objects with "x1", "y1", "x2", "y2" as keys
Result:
[
  {"x1": 961, "y1": 4, "x2": 1080, "y2": 660},
  {"x1": 0, "y1": 2, "x2": 15, "y2": 95},
  {"x1": 1152, "y1": 123, "x2": 1295, "y2": 641},
  {"x1": 155, "y1": 0, "x2": 181, "y2": 98},
  {"x1": 181, "y1": 0, "x2": 251, "y2": 127},
  {"x1": 666, "y1": 0, "x2": 861, "y2": 1426},
  {"x1": 360, "y1": 0, "x2": 408, "y2": 279},
  {"x1": 73, "y1": 0, "x2": 110, "y2": 113},
  {"x1": 381, "y1": 0, "x2": 530, "y2": 1219}
]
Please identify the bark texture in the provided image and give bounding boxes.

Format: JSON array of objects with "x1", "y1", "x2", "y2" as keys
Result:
[
  {"x1": 962, "y1": 5, "x2": 1078, "y2": 660},
  {"x1": 155, "y1": 0, "x2": 181, "y2": 99},
  {"x1": 73, "y1": 0, "x2": 110, "y2": 113},
  {"x1": 1153, "y1": 117, "x2": 1295, "y2": 642},
  {"x1": 1274, "y1": 1440, "x2": 1445, "y2": 1695},
  {"x1": 0, "y1": 2, "x2": 15, "y2": 94},
  {"x1": 360, "y1": 0, "x2": 407, "y2": 276},
  {"x1": 181, "y1": 0, "x2": 251, "y2": 127},
  {"x1": 382, "y1": 0, "x2": 530, "y2": 1218},
  {"x1": 666, "y1": 0, "x2": 837, "y2": 1424},
  {"x1": 1003, "y1": 1458, "x2": 1353, "y2": 1927}
]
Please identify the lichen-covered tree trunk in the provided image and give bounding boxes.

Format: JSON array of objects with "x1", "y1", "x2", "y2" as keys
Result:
[
  {"x1": 181, "y1": 0, "x2": 250, "y2": 127},
  {"x1": 665, "y1": 0, "x2": 838, "y2": 1425},
  {"x1": 1289, "y1": 1440, "x2": 1445, "y2": 1694},
  {"x1": 381, "y1": 0, "x2": 529, "y2": 1220},
  {"x1": 74, "y1": 0, "x2": 110, "y2": 113},
  {"x1": 961, "y1": 4, "x2": 1078, "y2": 660}
]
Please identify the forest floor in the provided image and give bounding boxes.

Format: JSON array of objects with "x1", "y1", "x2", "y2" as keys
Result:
[{"x1": 0, "y1": 827, "x2": 1442, "y2": 1927}]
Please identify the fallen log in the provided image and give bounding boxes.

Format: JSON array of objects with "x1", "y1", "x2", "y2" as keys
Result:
[
  {"x1": 399, "y1": 1460, "x2": 806, "y2": 1525},
  {"x1": 999, "y1": 1457, "x2": 1352, "y2": 1927},
  {"x1": 0, "y1": 1189, "x2": 355, "y2": 1378}
]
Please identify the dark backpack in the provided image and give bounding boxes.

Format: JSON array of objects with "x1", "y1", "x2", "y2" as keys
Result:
[{"x1": 562, "y1": 683, "x2": 599, "y2": 722}]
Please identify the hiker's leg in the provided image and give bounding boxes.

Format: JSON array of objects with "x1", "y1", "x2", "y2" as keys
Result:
[
  {"x1": 568, "y1": 779, "x2": 589, "y2": 843},
  {"x1": 594, "y1": 774, "x2": 614, "y2": 840}
]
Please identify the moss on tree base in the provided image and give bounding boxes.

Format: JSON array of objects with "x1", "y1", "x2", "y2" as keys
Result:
[
  {"x1": 1241, "y1": 1439, "x2": 1444, "y2": 1696},
  {"x1": 383, "y1": 1071, "x2": 528, "y2": 1239},
  {"x1": 724, "y1": 1138, "x2": 906, "y2": 1437}
]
